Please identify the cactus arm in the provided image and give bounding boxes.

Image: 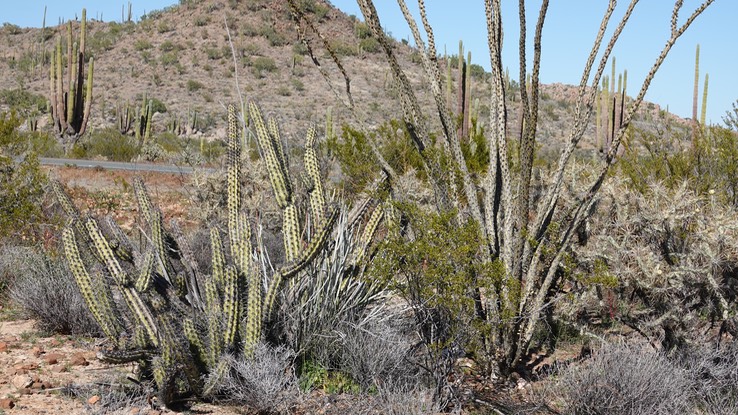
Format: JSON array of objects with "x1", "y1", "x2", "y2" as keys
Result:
[
  {"x1": 222, "y1": 265, "x2": 239, "y2": 348},
  {"x1": 262, "y1": 204, "x2": 339, "y2": 316},
  {"x1": 134, "y1": 249, "x2": 155, "y2": 292},
  {"x1": 248, "y1": 102, "x2": 292, "y2": 209},
  {"x1": 304, "y1": 125, "x2": 325, "y2": 227},
  {"x1": 78, "y1": 57, "x2": 93, "y2": 136},
  {"x1": 62, "y1": 227, "x2": 121, "y2": 344}
]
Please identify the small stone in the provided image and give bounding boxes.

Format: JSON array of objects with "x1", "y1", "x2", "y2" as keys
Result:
[
  {"x1": 51, "y1": 365, "x2": 67, "y2": 373},
  {"x1": 31, "y1": 346, "x2": 44, "y2": 357},
  {"x1": 12, "y1": 374, "x2": 33, "y2": 389},
  {"x1": 18, "y1": 363, "x2": 38, "y2": 371},
  {"x1": 88, "y1": 395, "x2": 101, "y2": 404},
  {"x1": 0, "y1": 398, "x2": 14, "y2": 409},
  {"x1": 0, "y1": 342, "x2": 8, "y2": 352},
  {"x1": 31, "y1": 381, "x2": 45, "y2": 390},
  {"x1": 44, "y1": 353, "x2": 63, "y2": 365},
  {"x1": 70, "y1": 354, "x2": 89, "y2": 366}
]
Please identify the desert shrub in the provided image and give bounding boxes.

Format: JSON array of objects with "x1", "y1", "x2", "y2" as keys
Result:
[
  {"x1": 0, "y1": 112, "x2": 47, "y2": 240},
  {"x1": 259, "y1": 25, "x2": 287, "y2": 46},
  {"x1": 72, "y1": 127, "x2": 139, "y2": 161},
  {"x1": 134, "y1": 39, "x2": 152, "y2": 51},
  {"x1": 331, "y1": 318, "x2": 418, "y2": 391},
  {"x1": 63, "y1": 379, "x2": 151, "y2": 415},
  {"x1": 214, "y1": 342, "x2": 302, "y2": 412},
  {"x1": 326, "y1": 120, "x2": 426, "y2": 197},
  {"x1": 678, "y1": 343, "x2": 738, "y2": 413},
  {"x1": 359, "y1": 37, "x2": 380, "y2": 53},
  {"x1": 329, "y1": 40, "x2": 357, "y2": 57},
  {"x1": 252, "y1": 56, "x2": 278, "y2": 77},
  {"x1": 160, "y1": 52, "x2": 179, "y2": 66},
  {"x1": 275, "y1": 211, "x2": 390, "y2": 369},
  {"x1": 550, "y1": 343, "x2": 693, "y2": 415},
  {"x1": 187, "y1": 79, "x2": 204, "y2": 92},
  {"x1": 573, "y1": 179, "x2": 738, "y2": 351},
  {"x1": 6, "y1": 247, "x2": 100, "y2": 335},
  {"x1": 0, "y1": 89, "x2": 47, "y2": 114}
]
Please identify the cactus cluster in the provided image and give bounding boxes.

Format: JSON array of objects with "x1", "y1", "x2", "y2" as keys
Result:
[
  {"x1": 48, "y1": 8, "x2": 93, "y2": 144},
  {"x1": 54, "y1": 103, "x2": 383, "y2": 406}
]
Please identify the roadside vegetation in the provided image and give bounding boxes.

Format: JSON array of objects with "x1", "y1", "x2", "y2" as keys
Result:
[{"x1": 4, "y1": 0, "x2": 738, "y2": 413}]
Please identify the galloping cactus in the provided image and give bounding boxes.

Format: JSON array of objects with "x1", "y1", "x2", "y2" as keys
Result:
[{"x1": 56, "y1": 103, "x2": 382, "y2": 406}]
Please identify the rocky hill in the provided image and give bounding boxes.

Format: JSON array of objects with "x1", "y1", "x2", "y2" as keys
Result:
[{"x1": 0, "y1": 0, "x2": 688, "y2": 151}]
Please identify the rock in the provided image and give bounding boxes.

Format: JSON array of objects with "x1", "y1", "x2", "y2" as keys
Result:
[
  {"x1": 18, "y1": 388, "x2": 33, "y2": 395},
  {"x1": 42, "y1": 381, "x2": 53, "y2": 389},
  {"x1": 0, "y1": 398, "x2": 14, "y2": 409},
  {"x1": 0, "y1": 342, "x2": 8, "y2": 352},
  {"x1": 44, "y1": 353, "x2": 63, "y2": 365},
  {"x1": 70, "y1": 354, "x2": 89, "y2": 366},
  {"x1": 129, "y1": 408, "x2": 141, "y2": 415},
  {"x1": 16, "y1": 363, "x2": 38, "y2": 371},
  {"x1": 51, "y1": 365, "x2": 67, "y2": 373},
  {"x1": 88, "y1": 395, "x2": 101, "y2": 404},
  {"x1": 31, "y1": 346, "x2": 44, "y2": 357},
  {"x1": 12, "y1": 374, "x2": 33, "y2": 389},
  {"x1": 31, "y1": 381, "x2": 45, "y2": 390},
  {"x1": 50, "y1": 338, "x2": 62, "y2": 347}
]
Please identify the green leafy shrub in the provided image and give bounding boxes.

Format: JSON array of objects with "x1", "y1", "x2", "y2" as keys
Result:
[
  {"x1": 71, "y1": 127, "x2": 139, "y2": 161},
  {"x1": 0, "y1": 111, "x2": 47, "y2": 240},
  {"x1": 134, "y1": 39, "x2": 152, "y2": 51},
  {"x1": 252, "y1": 56, "x2": 278, "y2": 77},
  {"x1": 187, "y1": 79, "x2": 204, "y2": 92},
  {"x1": 359, "y1": 37, "x2": 380, "y2": 53}
]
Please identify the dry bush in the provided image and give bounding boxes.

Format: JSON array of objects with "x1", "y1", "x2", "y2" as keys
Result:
[
  {"x1": 331, "y1": 315, "x2": 419, "y2": 391},
  {"x1": 5, "y1": 246, "x2": 100, "y2": 335},
  {"x1": 571, "y1": 179, "x2": 738, "y2": 350},
  {"x1": 679, "y1": 342, "x2": 738, "y2": 414},
  {"x1": 63, "y1": 379, "x2": 152, "y2": 415},
  {"x1": 214, "y1": 341, "x2": 302, "y2": 413},
  {"x1": 548, "y1": 343, "x2": 693, "y2": 415}
]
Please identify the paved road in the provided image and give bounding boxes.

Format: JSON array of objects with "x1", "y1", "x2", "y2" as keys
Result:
[{"x1": 39, "y1": 157, "x2": 216, "y2": 174}]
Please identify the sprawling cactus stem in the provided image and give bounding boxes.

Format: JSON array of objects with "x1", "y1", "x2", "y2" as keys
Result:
[
  {"x1": 85, "y1": 218, "x2": 129, "y2": 286},
  {"x1": 222, "y1": 265, "x2": 240, "y2": 349},
  {"x1": 135, "y1": 249, "x2": 155, "y2": 292},
  {"x1": 304, "y1": 125, "x2": 325, "y2": 228},
  {"x1": 63, "y1": 227, "x2": 121, "y2": 344},
  {"x1": 263, "y1": 204, "x2": 340, "y2": 317},
  {"x1": 248, "y1": 102, "x2": 301, "y2": 261},
  {"x1": 227, "y1": 105, "x2": 241, "y2": 252},
  {"x1": 352, "y1": 204, "x2": 383, "y2": 266},
  {"x1": 210, "y1": 228, "x2": 226, "y2": 289}
]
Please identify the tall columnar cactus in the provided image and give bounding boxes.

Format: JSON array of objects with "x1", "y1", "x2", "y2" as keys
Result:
[
  {"x1": 136, "y1": 96, "x2": 153, "y2": 143},
  {"x1": 48, "y1": 8, "x2": 93, "y2": 144},
  {"x1": 56, "y1": 103, "x2": 381, "y2": 406}
]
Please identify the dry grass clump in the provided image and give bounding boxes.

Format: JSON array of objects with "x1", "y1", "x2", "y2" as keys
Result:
[{"x1": 4, "y1": 246, "x2": 100, "y2": 335}]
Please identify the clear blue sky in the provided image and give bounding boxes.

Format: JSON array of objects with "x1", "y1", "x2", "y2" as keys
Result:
[{"x1": 4, "y1": 1, "x2": 735, "y2": 124}]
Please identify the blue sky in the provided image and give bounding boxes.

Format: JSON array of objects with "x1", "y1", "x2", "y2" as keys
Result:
[{"x1": 4, "y1": 1, "x2": 735, "y2": 124}]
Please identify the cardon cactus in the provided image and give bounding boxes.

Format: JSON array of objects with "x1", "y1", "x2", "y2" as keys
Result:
[
  {"x1": 48, "y1": 8, "x2": 93, "y2": 144},
  {"x1": 55, "y1": 103, "x2": 383, "y2": 406}
]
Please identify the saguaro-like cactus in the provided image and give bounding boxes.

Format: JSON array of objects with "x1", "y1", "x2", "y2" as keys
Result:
[
  {"x1": 56, "y1": 103, "x2": 381, "y2": 406},
  {"x1": 48, "y1": 9, "x2": 93, "y2": 144}
]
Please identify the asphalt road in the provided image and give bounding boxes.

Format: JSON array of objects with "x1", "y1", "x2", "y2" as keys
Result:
[{"x1": 39, "y1": 157, "x2": 216, "y2": 174}]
